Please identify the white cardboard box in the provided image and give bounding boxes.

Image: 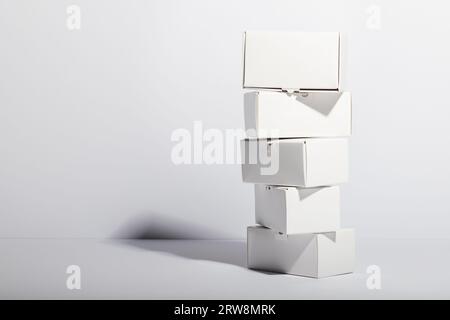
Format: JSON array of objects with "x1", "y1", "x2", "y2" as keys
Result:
[
  {"x1": 243, "y1": 31, "x2": 341, "y2": 91},
  {"x1": 244, "y1": 91, "x2": 352, "y2": 138},
  {"x1": 241, "y1": 138, "x2": 348, "y2": 187},
  {"x1": 247, "y1": 226, "x2": 355, "y2": 278},
  {"x1": 255, "y1": 185, "x2": 340, "y2": 234}
]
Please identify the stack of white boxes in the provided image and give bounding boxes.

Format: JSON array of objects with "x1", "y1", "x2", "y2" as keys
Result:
[{"x1": 241, "y1": 31, "x2": 355, "y2": 278}]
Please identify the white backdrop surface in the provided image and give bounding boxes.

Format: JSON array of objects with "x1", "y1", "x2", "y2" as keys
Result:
[{"x1": 1, "y1": 0, "x2": 449, "y2": 239}]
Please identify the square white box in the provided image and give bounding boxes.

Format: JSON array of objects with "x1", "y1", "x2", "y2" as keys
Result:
[
  {"x1": 247, "y1": 226, "x2": 355, "y2": 278},
  {"x1": 243, "y1": 31, "x2": 341, "y2": 91},
  {"x1": 241, "y1": 138, "x2": 348, "y2": 187},
  {"x1": 255, "y1": 185, "x2": 340, "y2": 234},
  {"x1": 244, "y1": 91, "x2": 351, "y2": 138}
]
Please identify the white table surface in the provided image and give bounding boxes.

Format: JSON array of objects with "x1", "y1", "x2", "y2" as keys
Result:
[{"x1": 1, "y1": 237, "x2": 448, "y2": 299}]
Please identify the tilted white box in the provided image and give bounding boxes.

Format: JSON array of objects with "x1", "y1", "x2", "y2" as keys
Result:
[
  {"x1": 247, "y1": 226, "x2": 355, "y2": 278},
  {"x1": 241, "y1": 138, "x2": 348, "y2": 187},
  {"x1": 243, "y1": 31, "x2": 342, "y2": 91},
  {"x1": 255, "y1": 185, "x2": 340, "y2": 234},
  {"x1": 244, "y1": 91, "x2": 352, "y2": 138}
]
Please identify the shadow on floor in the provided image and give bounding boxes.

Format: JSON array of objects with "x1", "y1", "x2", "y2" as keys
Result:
[
  {"x1": 124, "y1": 239, "x2": 247, "y2": 268},
  {"x1": 111, "y1": 213, "x2": 247, "y2": 268}
]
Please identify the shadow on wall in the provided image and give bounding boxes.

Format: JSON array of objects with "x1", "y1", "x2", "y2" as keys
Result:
[
  {"x1": 112, "y1": 212, "x2": 232, "y2": 240},
  {"x1": 111, "y1": 213, "x2": 247, "y2": 268}
]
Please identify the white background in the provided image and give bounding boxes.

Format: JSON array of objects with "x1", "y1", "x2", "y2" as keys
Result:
[{"x1": 1, "y1": 0, "x2": 449, "y2": 240}]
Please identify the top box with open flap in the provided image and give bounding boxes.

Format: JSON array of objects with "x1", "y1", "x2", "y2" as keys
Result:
[{"x1": 243, "y1": 31, "x2": 342, "y2": 92}]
